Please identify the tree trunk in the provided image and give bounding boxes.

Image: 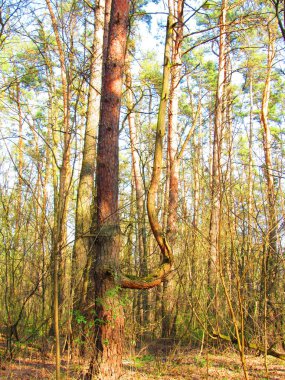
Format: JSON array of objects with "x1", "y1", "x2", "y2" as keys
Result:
[
  {"x1": 162, "y1": 0, "x2": 184, "y2": 339},
  {"x1": 260, "y1": 26, "x2": 278, "y2": 299},
  {"x1": 126, "y1": 62, "x2": 149, "y2": 326},
  {"x1": 16, "y1": 81, "x2": 23, "y2": 231},
  {"x1": 91, "y1": 0, "x2": 129, "y2": 378},
  {"x1": 90, "y1": 2, "x2": 176, "y2": 376},
  {"x1": 208, "y1": 0, "x2": 227, "y2": 309},
  {"x1": 121, "y1": 7, "x2": 174, "y2": 290},
  {"x1": 73, "y1": 0, "x2": 107, "y2": 314},
  {"x1": 46, "y1": 0, "x2": 72, "y2": 377}
]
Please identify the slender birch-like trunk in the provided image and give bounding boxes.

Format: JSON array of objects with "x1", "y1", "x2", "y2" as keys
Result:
[
  {"x1": 126, "y1": 63, "x2": 149, "y2": 324},
  {"x1": 16, "y1": 82, "x2": 23, "y2": 231},
  {"x1": 260, "y1": 27, "x2": 278, "y2": 296},
  {"x1": 45, "y1": 0, "x2": 72, "y2": 377},
  {"x1": 208, "y1": 0, "x2": 227, "y2": 299},
  {"x1": 162, "y1": 0, "x2": 184, "y2": 339},
  {"x1": 260, "y1": 30, "x2": 278, "y2": 367}
]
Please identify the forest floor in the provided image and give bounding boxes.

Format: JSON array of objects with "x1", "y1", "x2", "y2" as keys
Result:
[{"x1": 0, "y1": 339, "x2": 285, "y2": 379}]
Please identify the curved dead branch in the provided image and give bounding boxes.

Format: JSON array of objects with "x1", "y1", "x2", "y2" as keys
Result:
[{"x1": 121, "y1": 12, "x2": 174, "y2": 290}]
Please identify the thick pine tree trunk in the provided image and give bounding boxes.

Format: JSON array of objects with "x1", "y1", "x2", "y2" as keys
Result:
[
  {"x1": 89, "y1": 2, "x2": 176, "y2": 376},
  {"x1": 91, "y1": 0, "x2": 129, "y2": 378}
]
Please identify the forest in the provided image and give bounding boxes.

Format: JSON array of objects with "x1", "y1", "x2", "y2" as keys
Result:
[{"x1": 0, "y1": 0, "x2": 285, "y2": 379}]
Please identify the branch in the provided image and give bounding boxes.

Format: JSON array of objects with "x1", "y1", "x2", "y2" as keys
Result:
[
  {"x1": 121, "y1": 11, "x2": 175, "y2": 290},
  {"x1": 177, "y1": 100, "x2": 200, "y2": 161}
]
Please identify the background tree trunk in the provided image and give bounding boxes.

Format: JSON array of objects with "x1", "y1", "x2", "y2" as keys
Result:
[
  {"x1": 73, "y1": 0, "x2": 107, "y2": 316},
  {"x1": 208, "y1": 0, "x2": 227, "y2": 324},
  {"x1": 162, "y1": 0, "x2": 184, "y2": 339}
]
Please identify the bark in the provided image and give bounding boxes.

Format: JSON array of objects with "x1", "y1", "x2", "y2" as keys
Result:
[
  {"x1": 73, "y1": 0, "x2": 107, "y2": 312},
  {"x1": 248, "y1": 72, "x2": 254, "y2": 256},
  {"x1": 91, "y1": 0, "x2": 129, "y2": 377},
  {"x1": 40, "y1": 142, "x2": 51, "y2": 325},
  {"x1": 162, "y1": 0, "x2": 184, "y2": 339},
  {"x1": 91, "y1": 4, "x2": 177, "y2": 376},
  {"x1": 167, "y1": 0, "x2": 183, "y2": 238},
  {"x1": 192, "y1": 83, "x2": 202, "y2": 232},
  {"x1": 271, "y1": 0, "x2": 285, "y2": 41},
  {"x1": 103, "y1": 0, "x2": 112, "y2": 65}
]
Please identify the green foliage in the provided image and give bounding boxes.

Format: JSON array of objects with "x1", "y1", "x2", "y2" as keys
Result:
[
  {"x1": 94, "y1": 318, "x2": 105, "y2": 326},
  {"x1": 141, "y1": 354, "x2": 155, "y2": 362},
  {"x1": 134, "y1": 354, "x2": 155, "y2": 367},
  {"x1": 120, "y1": 292, "x2": 131, "y2": 307},
  {"x1": 203, "y1": 60, "x2": 218, "y2": 91},
  {"x1": 194, "y1": 356, "x2": 207, "y2": 368},
  {"x1": 73, "y1": 336, "x2": 84, "y2": 346},
  {"x1": 139, "y1": 51, "x2": 162, "y2": 93},
  {"x1": 191, "y1": 328, "x2": 205, "y2": 343},
  {"x1": 73, "y1": 310, "x2": 87, "y2": 325},
  {"x1": 105, "y1": 285, "x2": 121, "y2": 298},
  {"x1": 237, "y1": 135, "x2": 249, "y2": 162}
]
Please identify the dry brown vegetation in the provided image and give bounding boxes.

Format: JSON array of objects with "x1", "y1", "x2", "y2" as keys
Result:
[{"x1": 1, "y1": 340, "x2": 285, "y2": 380}]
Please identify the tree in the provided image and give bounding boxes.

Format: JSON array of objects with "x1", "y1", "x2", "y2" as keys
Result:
[
  {"x1": 208, "y1": 0, "x2": 228, "y2": 316},
  {"x1": 72, "y1": 0, "x2": 108, "y2": 322},
  {"x1": 162, "y1": 0, "x2": 184, "y2": 339},
  {"x1": 1, "y1": 0, "x2": 285, "y2": 377},
  {"x1": 90, "y1": 0, "x2": 130, "y2": 377},
  {"x1": 90, "y1": 1, "x2": 176, "y2": 377}
]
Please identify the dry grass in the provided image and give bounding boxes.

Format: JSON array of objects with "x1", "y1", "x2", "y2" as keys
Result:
[
  {"x1": 121, "y1": 348, "x2": 285, "y2": 380},
  {"x1": 0, "y1": 342, "x2": 284, "y2": 379}
]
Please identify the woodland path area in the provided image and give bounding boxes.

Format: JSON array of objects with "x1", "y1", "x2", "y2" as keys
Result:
[{"x1": 0, "y1": 344, "x2": 285, "y2": 379}]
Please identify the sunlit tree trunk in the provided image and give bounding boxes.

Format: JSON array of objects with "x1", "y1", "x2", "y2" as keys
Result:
[
  {"x1": 245, "y1": 70, "x2": 256, "y2": 329},
  {"x1": 162, "y1": 0, "x2": 184, "y2": 339},
  {"x1": 40, "y1": 141, "x2": 51, "y2": 329},
  {"x1": 16, "y1": 81, "x2": 23, "y2": 231},
  {"x1": 88, "y1": 2, "x2": 176, "y2": 376},
  {"x1": 260, "y1": 26, "x2": 278, "y2": 299},
  {"x1": 248, "y1": 72, "x2": 254, "y2": 259},
  {"x1": 45, "y1": 0, "x2": 72, "y2": 377},
  {"x1": 208, "y1": 0, "x2": 227, "y2": 308},
  {"x1": 126, "y1": 62, "x2": 149, "y2": 326},
  {"x1": 90, "y1": 0, "x2": 129, "y2": 377},
  {"x1": 73, "y1": 0, "x2": 107, "y2": 313}
]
